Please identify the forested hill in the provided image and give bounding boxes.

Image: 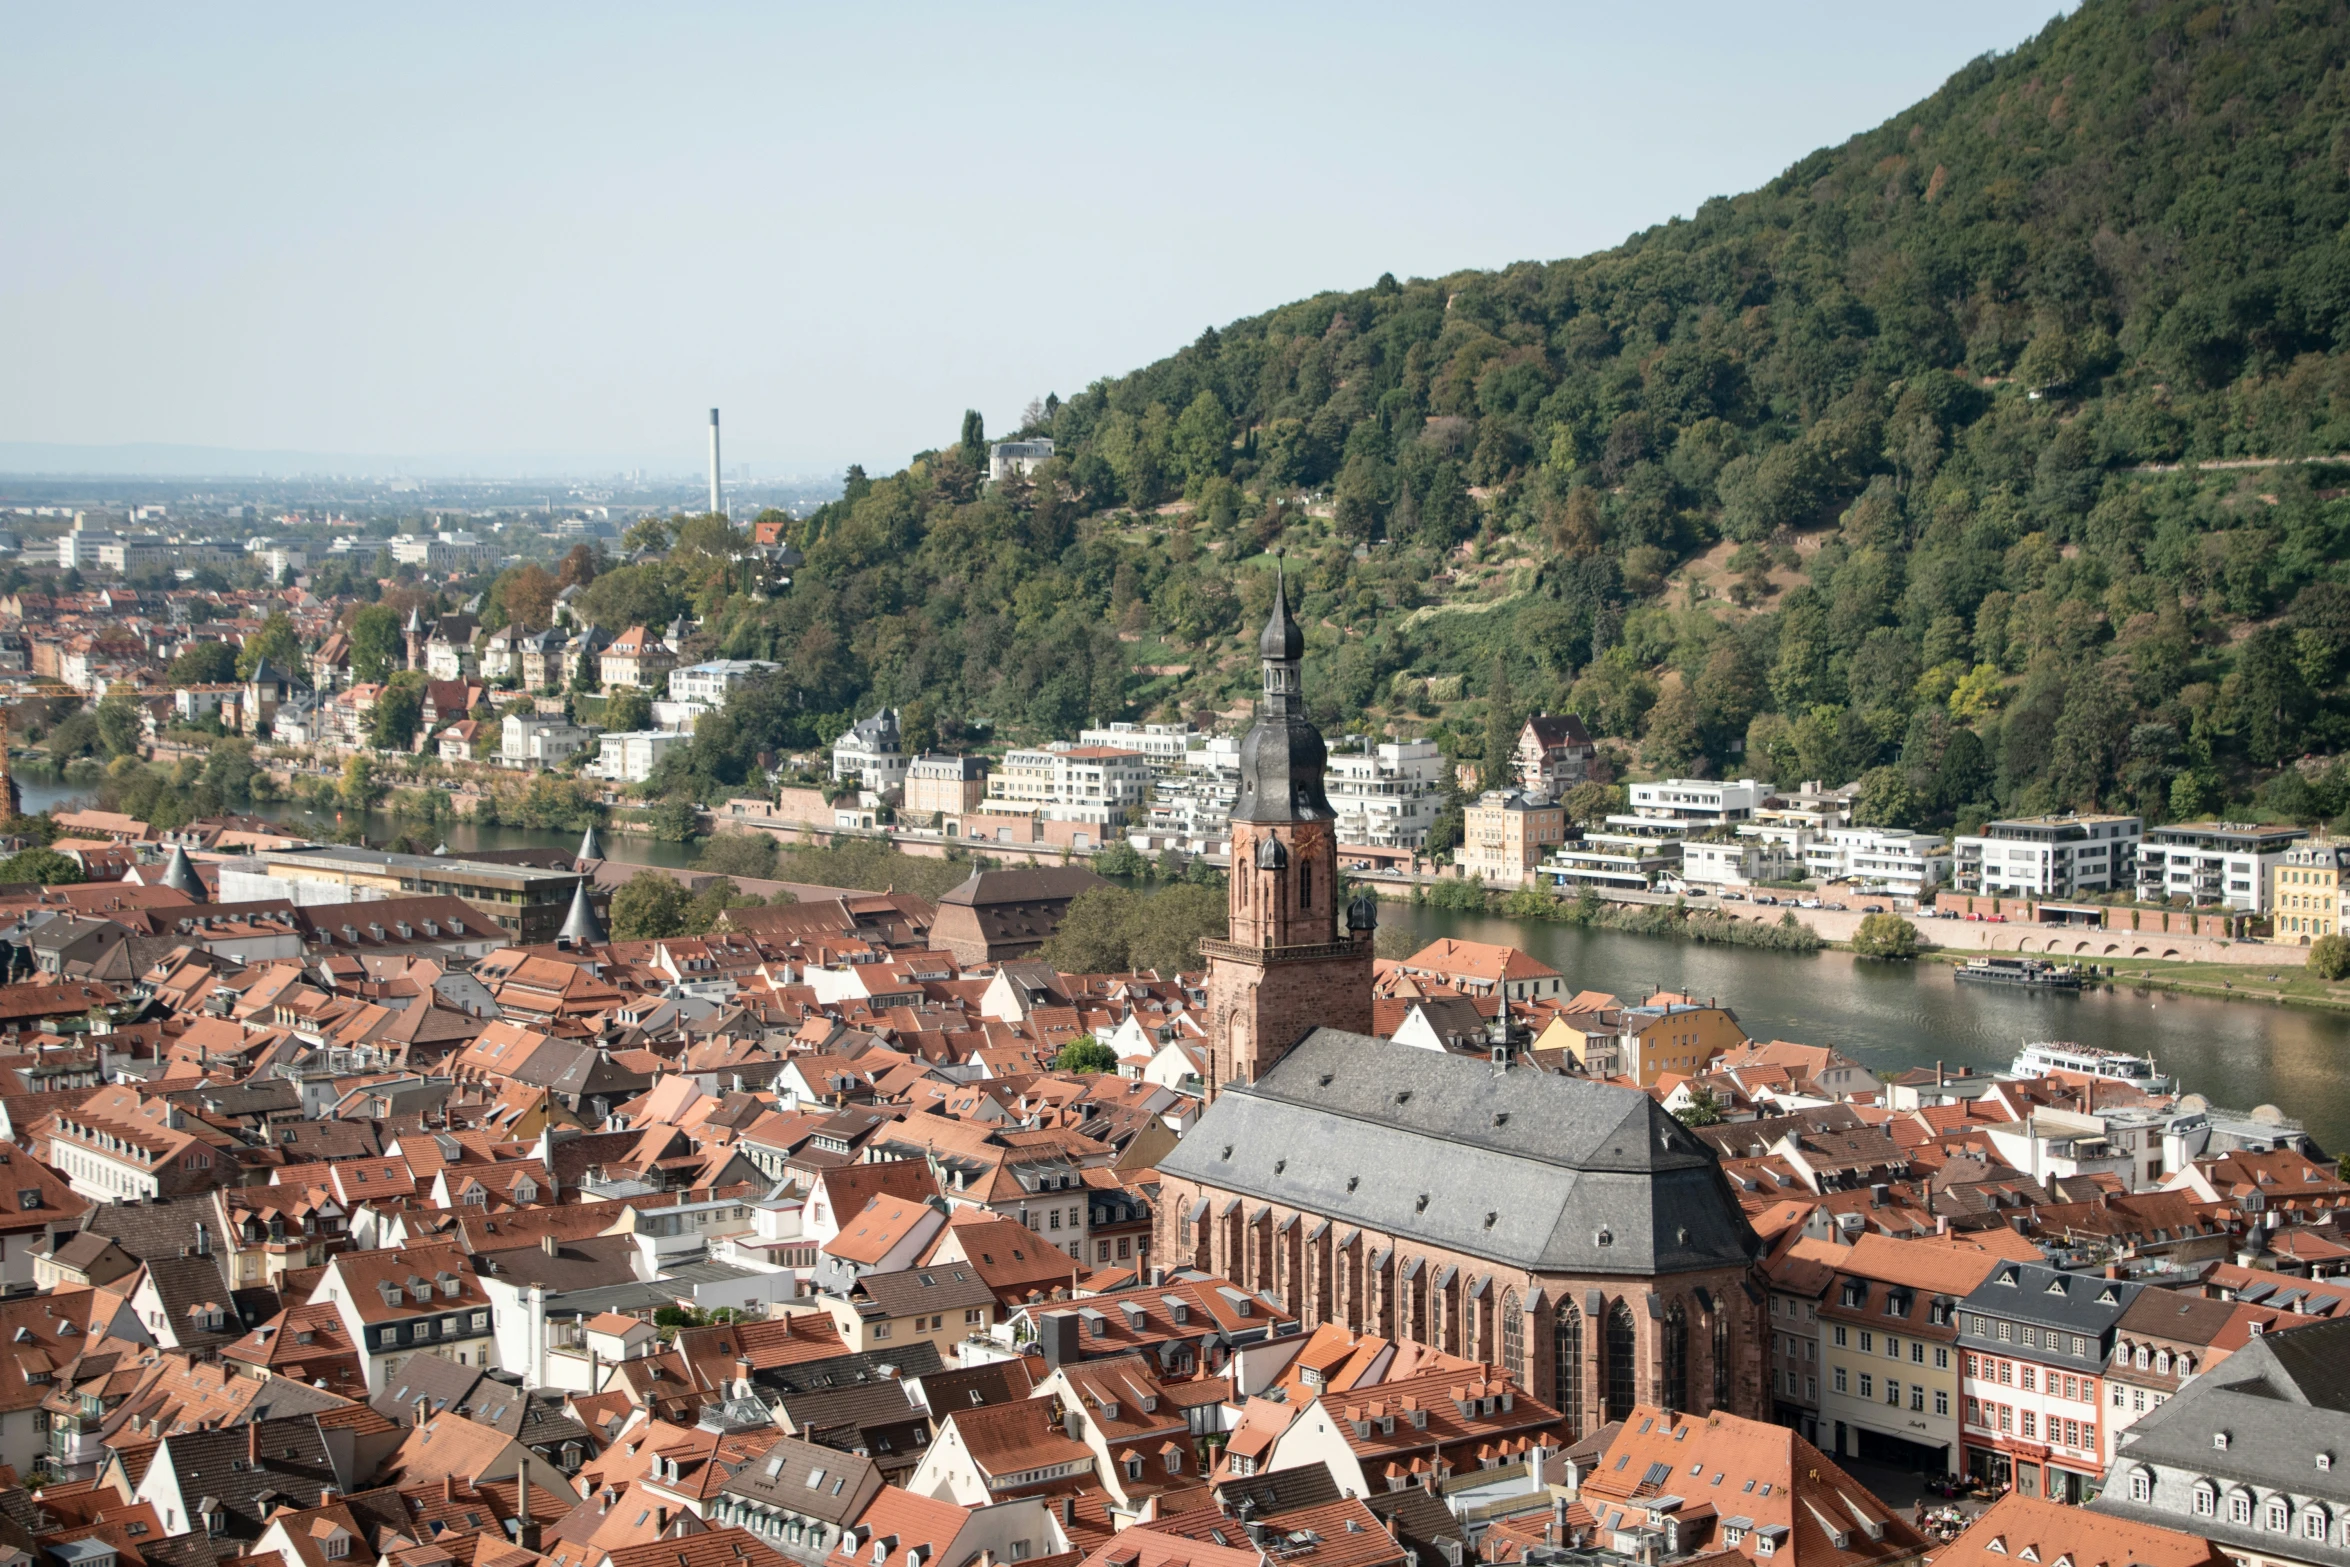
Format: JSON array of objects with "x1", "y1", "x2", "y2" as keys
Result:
[{"x1": 659, "y1": 0, "x2": 2350, "y2": 832}]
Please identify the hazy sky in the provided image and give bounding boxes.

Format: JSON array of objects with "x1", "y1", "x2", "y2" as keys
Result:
[{"x1": 4, "y1": 3, "x2": 2071, "y2": 477}]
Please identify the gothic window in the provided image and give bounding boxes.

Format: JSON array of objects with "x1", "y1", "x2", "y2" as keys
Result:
[
  {"x1": 1554, "y1": 1306, "x2": 1583, "y2": 1439},
  {"x1": 1301, "y1": 862, "x2": 1312, "y2": 909},
  {"x1": 1501, "y1": 1291, "x2": 1524, "y2": 1385},
  {"x1": 1605, "y1": 1300, "x2": 1637, "y2": 1423},
  {"x1": 1712, "y1": 1300, "x2": 1732, "y2": 1409},
  {"x1": 1662, "y1": 1300, "x2": 1689, "y2": 1414}
]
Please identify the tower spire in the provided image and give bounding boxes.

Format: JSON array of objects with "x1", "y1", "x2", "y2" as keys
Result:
[
  {"x1": 0, "y1": 710, "x2": 18, "y2": 821},
  {"x1": 559, "y1": 877, "x2": 606, "y2": 947}
]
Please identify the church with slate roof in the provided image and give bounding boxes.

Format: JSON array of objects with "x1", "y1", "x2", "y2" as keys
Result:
[{"x1": 1155, "y1": 561, "x2": 1768, "y2": 1437}]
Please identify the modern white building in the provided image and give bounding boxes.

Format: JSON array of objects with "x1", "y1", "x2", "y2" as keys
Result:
[
  {"x1": 1078, "y1": 721, "x2": 1199, "y2": 767},
  {"x1": 1140, "y1": 735, "x2": 1240, "y2": 850},
  {"x1": 1327, "y1": 737, "x2": 1445, "y2": 849},
  {"x1": 1953, "y1": 813, "x2": 2142, "y2": 898},
  {"x1": 1628, "y1": 778, "x2": 1768, "y2": 824},
  {"x1": 388, "y1": 531, "x2": 489, "y2": 571},
  {"x1": 2132, "y1": 821, "x2": 2304, "y2": 913},
  {"x1": 982, "y1": 744, "x2": 1150, "y2": 825},
  {"x1": 1678, "y1": 835, "x2": 1792, "y2": 888},
  {"x1": 586, "y1": 728, "x2": 689, "y2": 784},
  {"x1": 1817, "y1": 827, "x2": 1951, "y2": 898},
  {"x1": 667, "y1": 658, "x2": 782, "y2": 707},
  {"x1": 500, "y1": 713, "x2": 598, "y2": 770}
]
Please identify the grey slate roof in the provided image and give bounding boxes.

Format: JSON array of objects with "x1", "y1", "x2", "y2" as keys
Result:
[
  {"x1": 372, "y1": 1351, "x2": 485, "y2": 1425},
  {"x1": 2096, "y1": 1313, "x2": 2350, "y2": 1566},
  {"x1": 1957, "y1": 1259, "x2": 2138, "y2": 1373},
  {"x1": 155, "y1": 1414, "x2": 340, "y2": 1538},
  {"x1": 1159, "y1": 1029, "x2": 1758, "y2": 1277},
  {"x1": 716, "y1": 1434, "x2": 882, "y2": 1533}
]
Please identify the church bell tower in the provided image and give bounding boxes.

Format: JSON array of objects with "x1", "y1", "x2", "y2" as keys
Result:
[{"x1": 1204, "y1": 553, "x2": 1374, "y2": 1099}]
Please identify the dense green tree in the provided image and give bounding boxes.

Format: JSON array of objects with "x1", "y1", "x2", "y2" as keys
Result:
[
  {"x1": 611, "y1": 871, "x2": 694, "y2": 939},
  {"x1": 367, "y1": 672, "x2": 427, "y2": 751},
  {"x1": 694, "y1": 833, "x2": 779, "y2": 879},
  {"x1": 348, "y1": 604, "x2": 404, "y2": 685},
  {"x1": 166, "y1": 641, "x2": 238, "y2": 685},
  {"x1": 1052, "y1": 1037, "x2": 1120, "y2": 1074},
  {"x1": 603, "y1": 687, "x2": 654, "y2": 734},
  {"x1": 0, "y1": 848, "x2": 81, "y2": 886},
  {"x1": 1851, "y1": 914, "x2": 1921, "y2": 959},
  {"x1": 2312, "y1": 933, "x2": 2350, "y2": 982},
  {"x1": 236, "y1": 612, "x2": 302, "y2": 680},
  {"x1": 95, "y1": 698, "x2": 143, "y2": 759},
  {"x1": 575, "y1": 565, "x2": 681, "y2": 632}
]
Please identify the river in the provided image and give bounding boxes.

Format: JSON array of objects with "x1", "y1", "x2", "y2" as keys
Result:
[{"x1": 26, "y1": 775, "x2": 2350, "y2": 1149}]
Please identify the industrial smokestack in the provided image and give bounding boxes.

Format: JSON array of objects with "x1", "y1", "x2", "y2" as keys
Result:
[{"x1": 708, "y1": 407, "x2": 722, "y2": 518}]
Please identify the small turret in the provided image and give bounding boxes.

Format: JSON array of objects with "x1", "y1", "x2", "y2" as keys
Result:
[
  {"x1": 160, "y1": 845, "x2": 206, "y2": 903},
  {"x1": 558, "y1": 878, "x2": 606, "y2": 947},
  {"x1": 577, "y1": 825, "x2": 607, "y2": 864}
]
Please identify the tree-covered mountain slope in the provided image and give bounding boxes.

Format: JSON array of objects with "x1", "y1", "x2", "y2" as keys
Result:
[{"x1": 653, "y1": 0, "x2": 2350, "y2": 834}]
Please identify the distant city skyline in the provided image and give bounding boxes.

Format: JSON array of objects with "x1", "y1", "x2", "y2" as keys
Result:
[{"x1": 5, "y1": 3, "x2": 2074, "y2": 479}]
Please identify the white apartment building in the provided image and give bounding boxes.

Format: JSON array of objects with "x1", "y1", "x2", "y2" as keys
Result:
[
  {"x1": 1141, "y1": 736, "x2": 1240, "y2": 849},
  {"x1": 1679, "y1": 836, "x2": 1793, "y2": 888},
  {"x1": 501, "y1": 713, "x2": 598, "y2": 770},
  {"x1": 2132, "y1": 820, "x2": 2304, "y2": 913},
  {"x1": 388, "y1": 531, "x2": 489, "y2": 571},
  {"x1": 1542, "y1": 827, "x2": 1683, "y2": 892},
  {"x1": 832, "y1": 707, "x2": 908, "y2": 795},
  {"x1": 1814, "y1": 827, "x2": 1952, "y2": 897},
  {"x1": 982, "y1": 744, "x2": 1149, "y2": 825},
  {"x1": 668, "y1": 658, "x2": 781, "y2": 707},
  {"x1": 1953, "y1": 813, "x2": 2142, "y2": 898},
  {"x1": 1327, "y1": 737, "x2": 1445, "y2": 848},
  {"x1": 96, "y1": 538, "x2": 242, "y2": 574},
  {"x1": 586, "y1": 728, "x2": 689, "y2": 784},
  {"x1": 1628, "y1": 777, "x2": 1768, "y2": 824},
  {"x1": 1078, "y1": 721, "x2": 1199, "y2": 767}
]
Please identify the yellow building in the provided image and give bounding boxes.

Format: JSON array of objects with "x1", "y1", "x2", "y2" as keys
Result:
[
  {"x1": 1617, "y1": 998, "x2": 1748, "y2": 1087},
  {"x1": 1453, "y1": 789, "x2": 1567, "y2": 889},
  {"x1": 2272, "y1": 839, "x2": 2347, "y2": 945}
]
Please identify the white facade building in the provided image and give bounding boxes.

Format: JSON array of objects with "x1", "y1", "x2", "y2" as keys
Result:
[
  {"x1": 831, "y1": 707, "x2": 908, "y2": 795},
  {"x1": 1078, "y1": 721, "x2": 1199, "y2": 767},
  {"x1": 1327, "y1": 738, "x2": 1445, "y2": 849},
  {"x1": 1628, "y1": 778, "x2": 1768, "y2": 825},
  {"x1": 388, "y1": 531, "x2": 489, "y2": 571},
  {"x1": 587, "y1": 728, "x2": 689, "y2": 784},
  {"x1": 668, "y1": 658, "x2": 782, "y2": 706},
  {"x1": 983, "y1": 744, "x2": 1150, "y2": 825},
  {"x1": 1814, "y1": 827, "x2": 1952, "y2": 896},
  {"x1": 501, "y1": 713, "x2": 598, "y2": 770},
  {"x1": 1954, "y1": 813, "x2": 2143, "y2": 898},
  {"x1": 2132, "y1": 821, "x2": 2304, "y2": 913}
]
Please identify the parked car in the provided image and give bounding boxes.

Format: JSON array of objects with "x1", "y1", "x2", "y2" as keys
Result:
[
  {"x1": 1824, "y1": 901, "x2": 1847, "y2": 911},
  {"x1": 1719, "y1": 889, "x2": 1746, "y2": 901},
  {"x1": 1754, "y1": 895, "x2": 1778, "y2": 906},
  {"x1": 1797, "y1": 897, "x2": 1824, "y2": 909},
  {"x1": 1862, "y1": 903, "x2": 1887, "y2": 913}
]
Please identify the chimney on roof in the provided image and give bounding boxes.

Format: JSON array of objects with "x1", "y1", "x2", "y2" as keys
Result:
[
  {"x1": 416, "y1": 1396, "x2": 431, "y2": 1428},
  {"x1": 248, "y1": 1423, "x2": 260, "y2": 1467},
  {"x1": 543, "y1": 1234, "x2": 560, "y2": 1257}
]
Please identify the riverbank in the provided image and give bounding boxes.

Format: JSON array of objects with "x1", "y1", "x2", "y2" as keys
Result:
[{"x1": 1914, "y1": 946, "x2": 2350, "y2": 1013}]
